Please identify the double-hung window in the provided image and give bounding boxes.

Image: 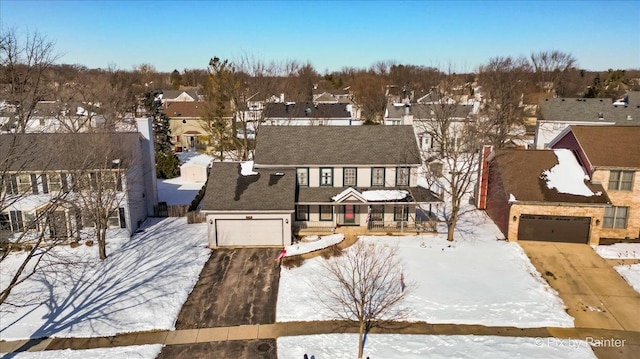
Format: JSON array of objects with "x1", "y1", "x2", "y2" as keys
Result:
[
  {"x1": 320, "y1": 168, "x2": 333, "y2": 186},
  {"x1": 296, "y1": 205, "x2": 309, "y2": 221},
  {"x1": 603, "y1": 206, "x2": 629, "y2": 229},
  {"x1": 48, "y1": 173, "x2": 62, "y2": 192},
  {"x1": 320, "y1": 205, "x2": 333, "y2": 221},
  {"x1": 396, "y1": 167, "x2": 410, "y2": 186},
  {"x1": 296, "y1": 168, "x2": 309, "y2": 186},
  {"x1": 371, "y1": 168, "x2": 385, "y2": 187},
  {"x1": 608, "y1": 171, "x2": 634, "y2": 191},
  {"x1": 394, "y1": 206, "x2": 409, "y2": 222},
  {"x1": 343, "y1": 168, "x2": 357, "y2": 187},
  {"x1": 371, "y1": 205, "x2": 384, "y2": 222}
]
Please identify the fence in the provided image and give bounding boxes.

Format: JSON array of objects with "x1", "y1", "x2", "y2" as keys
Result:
[
  {"x1": 187, "y1": 211, "x2": 206, "y2": 224},
  {"x1": 293, "y1": 221, "x2": 335, "y2": 233},
  {"x1": 367, "y1": 219, "x2": 437, "y2": 233},
  {"x1": 154, "y1": 202, "x2": 189, "y2": 217}
]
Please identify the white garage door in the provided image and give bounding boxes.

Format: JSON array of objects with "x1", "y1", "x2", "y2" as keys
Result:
[{"x1": 216, "y1": 219, "x2": 284, "y2": 247}]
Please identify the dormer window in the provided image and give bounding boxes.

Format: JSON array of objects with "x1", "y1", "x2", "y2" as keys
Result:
[{"x1": 597, "y1": 112, "x2": 604, "y2": 120}]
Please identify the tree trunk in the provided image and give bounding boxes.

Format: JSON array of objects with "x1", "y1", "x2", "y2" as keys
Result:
[
  {"x1": 447, "y1": 219, "x2": 456, "y2": 241},
  {"x1": 98, "y1": 228, "x2": 107, "y2": 260},
  {"x1": 357, "y1": 321, "x2": 365, "y2": 358}
]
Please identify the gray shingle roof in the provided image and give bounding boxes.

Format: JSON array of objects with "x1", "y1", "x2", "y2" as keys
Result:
[
  {"x1": 0, "y1": 132, "x2": 141, "y2": 171},
  {"x1": 386, "y1": 103, "x2": 473, "y2": 120},
  {"x1": 254, "y1": 126, "x2": 421, "y2": 166},
  {"x1": 298, "y1": 186, "x2": 442, "y2": 203},
  {"x1": 538, "y1": 97, "x2": 640, "y2": 123},
  {"x1": 490, "y1": 149, "x2": 610, "y2": 204},
  {"x1": 201, "y1": 162, "x2": 295, "y2": 211},
  {"x1": 263, "y1": 102, "x2": 351, "y2": 119}
]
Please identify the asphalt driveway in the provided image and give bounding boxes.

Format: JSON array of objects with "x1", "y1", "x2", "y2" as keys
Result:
[
  {"x1": 174, "y1": 248, "x2": 282, "y2": 329},
  {"x1": 157, "y1": 339, "x2": 277, "y2": 359}
]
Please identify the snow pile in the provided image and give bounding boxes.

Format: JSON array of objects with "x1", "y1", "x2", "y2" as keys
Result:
[
  {"x1": 0, "y1": 217, "x2": 210, "y2": 340},
  {"x1": 181, "y1": 153, "x2": 213, "y2": 167},
  {"x1": 240, "y1": 161, "x2": 258, "y2": 176},
  {"x1": 285, "y1": 234, "x2": 344, "y2": 257},
  {"x1": 541, "y1": 149, "x2": 595, "y2": 197},
  {"x1": 0, "y1": 345, "x2": 163, "y2": 359},
  {"x1": 361, "y1": 190, "x2": 408, "y2": 201},
  {"x1": 277, "y1": 211, "x2": 573, "y2": 328},
  {"x1": 508, "y1": 193, "x2": 517, "y2": 202},
  {"x1": 615, "y1": 264, "x2": 640, "y2": 294},
  {"x1": 593, "y1": 243, "x2": 640, "y2": 259},
  {"x1": 278, "y1": 334, "x2": 595, "y2": 359}
]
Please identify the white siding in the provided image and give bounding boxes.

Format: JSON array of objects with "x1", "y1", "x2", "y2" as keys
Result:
[{"x1": 357, "y1": 168, "x2": 371, "y2": 187}]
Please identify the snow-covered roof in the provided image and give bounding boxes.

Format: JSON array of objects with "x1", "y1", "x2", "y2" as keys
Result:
[
  {"x1": 361, "y1": 190, "x2": 408, "y2": 202},
  {"x1": 541, "y1": 149, "x2": 598, "y2": 197}
]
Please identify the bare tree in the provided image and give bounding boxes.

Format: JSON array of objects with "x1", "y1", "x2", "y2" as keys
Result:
[
  {"x1": 350, "y1": 72, "x2": 387, "y2": 124},
  {"x1": 0, "y1": 28, "x2": 59, "y2": 133},
  {"x1": 0, "y1": 133, "x2": 72, "y2": 306},
  {"x1": 64, "y1": 134, "x2": 139, "y2": 260},
  {"x1": 478, "y1": 56, "x2": 532, "y2": 149},
  {"x1": 414, "y1": 81, "x2": 483, "y2": 241},
  {"x1": 317, "y1": 241, "x2": 409, "y2": 359},
  {"x1": 530, "y1": 50, "x2": 577, "y2": 94}
]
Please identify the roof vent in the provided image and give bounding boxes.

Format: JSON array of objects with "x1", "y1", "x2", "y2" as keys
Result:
[
  {"x1": 275, "y1": 172, "x2": 285, "y2": 176},
  {"x1": 599, "y1": 99, "x2": 603, "y2": 102},
  {"x1": 627, "y1": 115, "x2": 633, "y2": 121},
  {"x1": 561, "y1": 99, "x2": 565, "y2": 101},
  {"x1": 598, "y1": 112, "x2": 604, "y2": 120}
]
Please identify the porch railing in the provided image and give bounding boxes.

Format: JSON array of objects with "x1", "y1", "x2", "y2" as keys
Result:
[
  {"x1": 293, "y1": 221, "x2": 335, "y2": 233},
  {"x1": 367, "y1": 219, "x2": 437, "y2": 233}
]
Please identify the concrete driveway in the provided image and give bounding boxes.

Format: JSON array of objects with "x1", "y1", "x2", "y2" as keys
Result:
[
  {"x1": 157, "y1": 339, "x2": 277, "y2": 359},
  {"x1": 519, "y1": 241, "x2": 640, "y2": 332},
  {"x1": 174, "y1": 248, "x2": 282, "y2": 329}
]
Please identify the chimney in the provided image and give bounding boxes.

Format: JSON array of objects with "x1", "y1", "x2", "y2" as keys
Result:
[{"x1": 135, "y1": 117, "x2": 159, "y2": 215}]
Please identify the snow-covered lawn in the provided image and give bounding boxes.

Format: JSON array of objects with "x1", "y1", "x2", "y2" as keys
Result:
[
  {"x1": 0, "y1": 345, "x2": 162, "y2": 359},
  {"x1": 285, "y1": 234, "x2": 344, "y2": 257},
  {"x1": 156, "y1": 152, "x2": 212, "y2": 205},
  {"x1": 593, "y1": 243, "x2": 640, "y2": 259},
  {"x1": 0, "y1": 218, "x2": 210, "y2": 340},
  {"x1": 277, "y1": 210, "x2": 574, "y2": 328},
  {"x1": 278, "y1": 334, "x2": 596, "y2": 359},
  {"x1": 615, "y1": 264, "x2": 640, "y2": 294}
]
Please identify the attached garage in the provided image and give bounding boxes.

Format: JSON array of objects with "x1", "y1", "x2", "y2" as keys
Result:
[
  {"x1": 215, "y1": 218, "x2": 284, "y2": 247},
  {"x1": 200, "y1": 162, "x2": 296, "y2": 248},
  {"x1": 518, "y1": 214, "x2": 591, "y2": 244}
]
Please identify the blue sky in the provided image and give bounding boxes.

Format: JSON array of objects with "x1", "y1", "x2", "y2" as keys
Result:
[{"x1": 1, "y1": 1, "x2": 639, "y2": 73}]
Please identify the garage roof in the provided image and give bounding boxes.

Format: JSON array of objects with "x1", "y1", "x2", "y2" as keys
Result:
[
  {"x1": 490, "y1": 149, "x2": 610, "y2": 204},
  {"x1": 201, "y1": 162, "x2": 295, "y2": 211},
  {"x1": 254, "y1": 125, "x2": 421, "y2": 166}
]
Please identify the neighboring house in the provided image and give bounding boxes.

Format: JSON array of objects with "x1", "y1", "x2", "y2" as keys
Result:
[
  {"x1": 384, "y1": 103, "x2": 475, "y2": 155},
  {"x1": 549, "y1": 125, "x2": 640, "y2": 243},
  {"x1": 200, "y1": 125, "x2": 442, "y2": 247},
  {"x1": 160, "y1": 88, "x2": 203, "y2": 104},
  {"x1": 263, "y1": 102, "x2": 359, "y2": 126},
  {"x1": 533, "y1": 92, "x2": 640, "y2": 149},
  {"x1": 483, "y1": 148, "x2": 610, "y2": 245},
  {"x1": 0, "y1": 118, "x2": 158, "y2": 240},
  {"x1": 163, "y1": 101, "x2": 209, "y2": 151},
  {"x1": 481, "y1": 125, "x2": 640, "y2": 245},
  {"x1": 312, "y1": 89, "x2": 351, "y2": 104}
]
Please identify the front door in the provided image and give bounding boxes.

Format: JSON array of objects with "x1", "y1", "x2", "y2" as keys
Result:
[{"x1": 344, "y1": 205, "x2": 356, "y2": 225}]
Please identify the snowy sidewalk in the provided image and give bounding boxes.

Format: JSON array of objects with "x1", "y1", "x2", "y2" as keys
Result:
[{"x1": 2, "y1": 321, "x2": 639, "y2": 355}]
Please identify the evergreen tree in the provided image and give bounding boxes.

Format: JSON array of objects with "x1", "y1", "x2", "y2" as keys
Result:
[{"x1": 144, "y1": 90, "x2": 180, "y2": 178}]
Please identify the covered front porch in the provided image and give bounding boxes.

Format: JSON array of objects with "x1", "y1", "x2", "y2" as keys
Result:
[{"x1": 293, "y1": 187, "x2": 442, "y2": 235}]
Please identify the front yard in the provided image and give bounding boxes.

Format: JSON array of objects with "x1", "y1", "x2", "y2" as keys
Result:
[
  {"x1": 277, "y1": 210, "x2": 574, "y2": 328},
  {"x1": 0, "y1": 218, "x2": 210, "y2": 341}
]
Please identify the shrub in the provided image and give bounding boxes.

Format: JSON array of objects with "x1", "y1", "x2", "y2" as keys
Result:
[
  {"x1": 69, "y1": 241, "x2": 80, "y2": 248},
  {"x1": 85, "y1": 240, "x2": 94, "y2": 247},
  {"x1": 320, "y1": 245, "x2": 343, "y2": 259},
  {"x1": 281, "y1": 256, "x2": 304, "y2": 269},
  {"x1": 23, "y1": 244, "x2": 33, "y2": 251}
]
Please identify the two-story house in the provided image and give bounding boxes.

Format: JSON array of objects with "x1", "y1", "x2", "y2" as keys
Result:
[
  {"x1": 200, "y1": 125, "x2": 442, "y2": 247},
  {"x1": 0, "y1": 118, "x2": 158, "y2": 241},
  {"x1": 549, "y1": 125, "x2": 640, "y2": 242},
  {"x1": 533, "y1": 92, "x2": 640, "y2": 149},
  {"x1": 482, "y1": 125, "x2": 639, "y2": 245},
  {"x1": 263, "y1": 102, "x2": 360, "y2": 126}
]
